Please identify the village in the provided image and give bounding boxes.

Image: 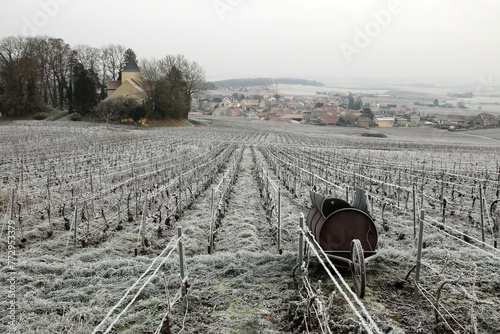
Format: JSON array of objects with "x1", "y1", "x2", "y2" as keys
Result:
[{"x1": 196, "y1": 85, "x2": 500, "y2": 130}]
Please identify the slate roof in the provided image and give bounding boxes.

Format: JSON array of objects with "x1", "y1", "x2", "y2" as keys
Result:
[{"x1": 122, "y1": 58, "x2": 140, "y2": 72}]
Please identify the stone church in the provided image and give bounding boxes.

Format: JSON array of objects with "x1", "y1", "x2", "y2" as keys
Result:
[{"x1": 106, "y1": 58, "x2": 147, "y2": 102}]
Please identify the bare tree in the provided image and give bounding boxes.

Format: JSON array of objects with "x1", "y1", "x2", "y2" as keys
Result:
[
  {"x1": 159, "y1": 54, "x2": 209, "y2": 119},
  {"x1": 101, "y1": 44, "x2": 126, "y2": 81},
  {"x1": 73, "y1": 44, "x2": 102, "y2": 74}
]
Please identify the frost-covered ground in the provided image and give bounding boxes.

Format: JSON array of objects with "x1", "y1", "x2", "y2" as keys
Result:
[{"x1": 1, "y1": 118, "x2": 500, "y2": 333}]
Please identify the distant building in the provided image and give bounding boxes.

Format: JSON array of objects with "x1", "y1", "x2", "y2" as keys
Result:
[
  {"x1": 474, "y1": 113, "x2": 499, "y2": 126},
  {"x1": 106, "y1": 58, "x2": 147, "y2": 103},
  {"x1": 319, "y1": 114, "x2": 340, "y2": 125},
  {"x1": 410, "y1": 114, "x2": 421, "y2": 124},
  {"x1": 395, "y1": 116, "x2": 409, "y2": 127},
  {"x1": 240, "y1": 99, "x2": 262, "y2": 109},
  {"x1": 375, "y1": 116, "x2": 394, "y2": 128},
  {"x1": 358, "y1": 117, "x2": 371, "y2": 127}
]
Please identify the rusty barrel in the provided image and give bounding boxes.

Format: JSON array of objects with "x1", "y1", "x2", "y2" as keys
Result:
[{"x1": 306, "y1": 191, "x2": 378, "y2": 267}]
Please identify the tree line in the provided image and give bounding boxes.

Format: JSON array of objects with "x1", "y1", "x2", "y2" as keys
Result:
[{"x1": 0, "y1": 35, "x2": 208, "y2": 121}]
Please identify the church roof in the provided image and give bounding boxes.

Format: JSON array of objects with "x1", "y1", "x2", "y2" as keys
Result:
[
  {"x1": 127, "y1": 78, "x2": 147, "y2": 97},
  {"x1": 107, "y1": 80, "x2": 121, "y2": 90},
  {"x1": 122, "y1": 58, "x2": 140, "y2": 72}
]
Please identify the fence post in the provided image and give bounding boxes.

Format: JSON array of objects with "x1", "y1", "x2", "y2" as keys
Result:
[
  {"x1": 135, "y1": 174, "x2": 138, "y2": 219},
  {"x1": 278, "y1": 187, "x2": 282, "y2": 254},
  {"x1": 209, "y1": 188, "x2": 214, "y2": 254},
  {"x1": 9, "y1": 189, "x2": 15, "y2": 222},
  {"x1": 413, "y1": 185, "x2": 416, "y2": 239},
  {"x1": 141, "y1": 196, "x2": 148, "y2": 248},
  {"x1": 414, "y1": 210, "x2": 425, "y2": 300},
  {"x1": 178, "y1": 175, "x2": 182, "y2": 218},
  {"x1": 266, "y1": 171, "x2": 269, "y2": 195},
  {"x1": 440, "y1": 172, "x2": 445, "y2": 210},
  {"x1": 346, "y1": 186, "x2": 349, "y2": 203},
  {"x1": 398, "y1": 170, "x2": 401, "y2": 208},
  {"x1": 480, "y1": 184, "x2": 485, "y2": 244},
  {"x1": 298, "y1": 213, "x2": 304, "y2": 289},
  {"x1": 73, "y1": 198, "x2": 78, "y2": 253},
  {"x1": 178, "y1": 226, "x2": 186, "y2": 296},
  {"x1": 294, "y1": 162, "x2": 298, "y2": 194},
  {"x1": 20, "y1": 159, "x2": 24, "y2": 188}
]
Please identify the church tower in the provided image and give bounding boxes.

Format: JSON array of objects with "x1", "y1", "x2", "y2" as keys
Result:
[{"x1": 121, "y1": 57, "x2": 142, "y2": 83}]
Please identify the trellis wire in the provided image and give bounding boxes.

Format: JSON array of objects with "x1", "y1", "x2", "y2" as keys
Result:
[
  {"x1": 300, "y1": 224, "x2": 382, "y2": 334},
  {"x1": 92, "y1": 236, "x2": 181, "y2": 334}
]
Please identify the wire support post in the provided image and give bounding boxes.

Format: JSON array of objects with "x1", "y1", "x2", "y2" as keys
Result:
[
  {"x1": 178, "y1": 226, "x2": 187, "y2": 296},
  {"x1": 298, "y1": 213, "x2": 304, "y2": 289},
  {"x1": 414, "y1": 210, "x2": 425, "y2": 301}
]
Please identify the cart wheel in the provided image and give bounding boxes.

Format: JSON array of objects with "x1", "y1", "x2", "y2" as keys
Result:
[{"x1": 350, "y1": 239, "x2": 366, "y2": 298}]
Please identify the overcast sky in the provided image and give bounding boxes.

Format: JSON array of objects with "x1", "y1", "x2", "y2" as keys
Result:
[{"x1": 1, "y1": 0, "x2": 499, "y2": 85}]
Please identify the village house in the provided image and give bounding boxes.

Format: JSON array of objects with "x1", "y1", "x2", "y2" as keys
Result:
[
  {"x1": 271, "y1": 112, "x2": 303, "y2": 123},
  {"x1": 358, "y1": 117, "x2": 371, "y2": 128},
  {"x1": 376, "y1": 105, "x2": 392, "y2": 115},
  {"x1": 438, "y1": 115, "x2": 474, "y2": 129},
  {"x1": 410, "y1": 113, "x2": 421, "y2": 124},
  {"x1": 375, "y1": 116, "x2": 395, "y2": 128},
  {"x1": 285, "y1": 100, "x2": 304, "y2": 109},
  {"x1": 220, "y1": 97, "x2": 233, "y2": 108},
  {"x1": 473, "y1": 113, "x2": 499, "y2": 126},
  {"x1": 395, "y1": 116, "x2": 409, "y2": 127},
  {"x1": 106, "y1": 58, "x2": 147, "y2": 103},
  {"x1": 213, "y1": 105, "x2": 232, "y2": 116},
  {"x1": 240, "y1": 99, "x2": 264, "y2": 109},
  {"x1": 319, "y1": 114, "x2": 340, "y2": 126}
]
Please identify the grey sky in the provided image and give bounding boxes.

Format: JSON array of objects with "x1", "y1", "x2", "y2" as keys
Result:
[{"x1": 1, "y1": 0, "x2": 499, "y2": 84}]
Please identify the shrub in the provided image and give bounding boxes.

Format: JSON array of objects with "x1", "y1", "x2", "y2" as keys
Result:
[
  {"x1": 34, "y1": 112, "x2": 48, "y2": 120},
  {"x1": 70, "y1": 113, "x2": 81, "y2": 122},
  {"x1": 93, "y1": 97, "x2": 144, "y2": 123},
  {"x1": 360, "y1": 132, "x2": 387, "y2": 138},
  {"x1": 129, "y1": 105, "x2": 147, "y2": 122}
]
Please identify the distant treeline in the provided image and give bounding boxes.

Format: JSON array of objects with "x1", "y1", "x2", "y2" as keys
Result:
[{"x1": 212, "y1": 77, "x2": 324, "y2": 89}]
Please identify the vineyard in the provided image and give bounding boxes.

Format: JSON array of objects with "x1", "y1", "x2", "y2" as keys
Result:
[{"x1": 1, "y1": 117, "x2": 500, "y2": 333}]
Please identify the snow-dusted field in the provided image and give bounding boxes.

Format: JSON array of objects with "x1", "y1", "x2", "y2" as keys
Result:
[{"x1": 1, "y1": 118, "x2": 499, "y2": 333}]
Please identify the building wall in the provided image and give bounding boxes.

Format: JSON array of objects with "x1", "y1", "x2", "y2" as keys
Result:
[
  {"x1": 377, "y1": 120, "x2": 394, "y2": 127},
  {"x1": 107, "y1": 80, "x2": 145, "y2": 103},
  {"x1": 122, "y1": 71, "x2": 142, "y2": 84}
]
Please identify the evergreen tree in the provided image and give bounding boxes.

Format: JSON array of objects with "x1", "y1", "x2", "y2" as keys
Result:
[
  {"x1": 25, "y1": 76, "x2": 43, "y2": 114},
  {"x1": 123, "y1": 48, "x2": 138, "y2": 66},
  {"x1": 354, "y1": 96, "x2": 363, "y2": 110},
  {"x1": 347, "y1": 93, "x2": 355, "y2": 110},
  {"x1": 117, "y1": 48, "x2": 138, "y2": 80},
  {"x1": 361, "y1": 107, "x2": 374, "y2": 120},
  {"x1": 67, "y1": 79, "x2": 74, "y2": 113},
  {"x1": 73, "y1": 63, "x2": 97, "y2": 114},
  {"x1": 0, "y1": 57, "x2": 44, "y2": 117}
]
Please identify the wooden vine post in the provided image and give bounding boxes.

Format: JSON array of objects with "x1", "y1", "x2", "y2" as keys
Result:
[
  {"x1": 414, "y1": 210, "x2": 425, "y2": 300},
  {"x1": 278, "y1": 187, "x2": 282, "y2": 254},
  {"x1": 73, "y1": 198, "x2": 78, "y2": 253},
  {"x1": 209, "y1": 188, "x2": 214, "y2": 254},
  {"x1": 9, "y1": 189, "x2": 15, "y2": 222},
  {"x1": 480, "y1": 184, "x2": 485, "y2": 244},
  {"x1": 140, "y1": 195, "x2": 148, "y2": 248},
  {"x1": 298, "y1": 213, "x2": 304, "y2": 289},
  {"x1": 178, "y1": 226, "x2": 186, "y2": 296},
  {"x1": 413, "y1": 185, "x2": 417, "y2": 239}
]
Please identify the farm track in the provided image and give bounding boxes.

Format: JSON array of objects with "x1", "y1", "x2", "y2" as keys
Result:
[
  {"x1": 215, "y1": 146, "x2": 270, "y2": 253},
  {"x1": 129, "y1": 145, "x2": 299, "y2": 333}
]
